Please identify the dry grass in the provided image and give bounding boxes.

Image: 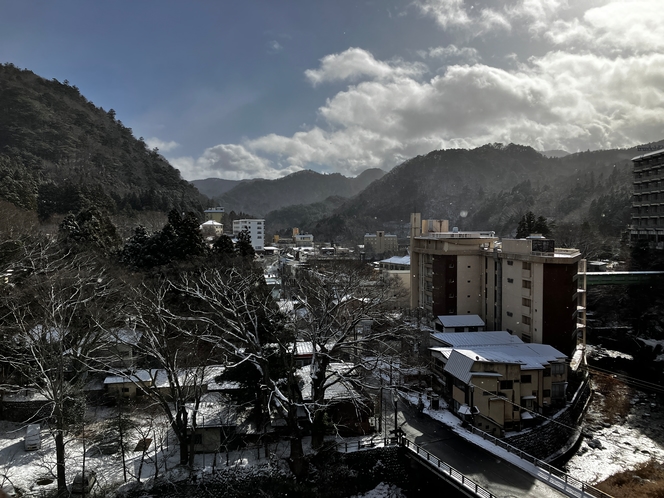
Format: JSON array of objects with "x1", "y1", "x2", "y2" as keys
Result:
[
  {"x1": 592, "y1": 374, "x2": 632, "y2": 423},
  {"x1": 595, "y1": 460, "x2": 664, "y2": 498}
]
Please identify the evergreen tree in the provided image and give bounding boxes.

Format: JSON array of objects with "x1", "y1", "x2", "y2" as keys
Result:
[
  {"x1": 236, "y1": 228, "x2": 255, "y2": 258},
  {"x1": 516, "y1": 211, "x2": 552, "y2": 238}
]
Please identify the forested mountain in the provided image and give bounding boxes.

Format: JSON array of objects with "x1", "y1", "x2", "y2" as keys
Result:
[
  {"x1": 0, "y1": 63, "x2": 204, "y2": 219},
  {"x1": 300, "y1": 143, "x2": 646, "y2": 250},
  {"x1": 190, "y1": 177, "x2": 242, "y2": 199},
  {"x1": 215, "y1": 168, "x2": 385, "y2": 217}
]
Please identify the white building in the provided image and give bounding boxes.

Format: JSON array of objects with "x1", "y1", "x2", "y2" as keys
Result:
[{"x1": 232, "y1": 219, "x2": 265, "y2": 251}]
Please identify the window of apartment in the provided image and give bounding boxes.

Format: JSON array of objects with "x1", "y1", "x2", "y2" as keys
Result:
[
  {"x1": 543, "y1": 368, "x2": 551, "y2": 377},
  {"x1": 551, "y1": 363, "x2": 566, "y2": 376},
  {"x1": 506, "y1": 311, "x2": 513, "y2": 317},
  {"x1": 522, "y1": 280, "x2": 532, "y2": 289},
  {"x1": 552, "y1": 383, "x2": 565, "y2": 399},
  {"x1": 507, "y1": 260, "x2": 513, "y2": 266},
  {"x1": 522, "y1": 315, "x2": 532, "y2": 325},
  {"x1": 522, "y1": 297, "x2": 531, "y2": 307},
  {"x1": 543, "y1": 389, "x2": 551, "y2": 398},
  {"x1": 122, "y1": 387, "x2": 130, "y2": 393},
  {"x1": 499, "y1": 380, "x2": 513, "y2": 390},
  {"x1": 507, "y1": 278, "x2": 514, "y2": 283},
  {"x1": 520, "y1": 374, "x2": 532, "y2": 384},
  {"x1": 523, "y1": 262, "x2": 531, "y2": 270}
]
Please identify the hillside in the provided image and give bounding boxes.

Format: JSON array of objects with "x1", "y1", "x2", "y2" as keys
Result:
[
  {"x1": 303, "y1": 143, "x2": 644, "y2": 245},
  {"x1": 190, "y1": 177, "x2": 242, "y2": 199},
  {"x1": 0, "y1": 63, "x2": 204, "y2": 219},
  {"x1": 216, "y1": 168, "x2": 385, "y2": 217}
]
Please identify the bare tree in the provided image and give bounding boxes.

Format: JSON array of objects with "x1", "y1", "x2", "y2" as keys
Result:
[{"x1": 0, "y1": 240, "x2": 121, "y2": 495}]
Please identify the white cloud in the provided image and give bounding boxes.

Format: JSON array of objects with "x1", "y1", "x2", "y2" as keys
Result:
[
  {"x1": 145, "y1": 137, "x2": 179, "y2": 152},
  {"x1": 267, "y1": 40, "x2": 283, "y2": 53},
  {"x1": 180, "y1": 0, "x2": 664, "y2": 180},
  {"x1": 304, "y1": 47, "x2": 427, "y2": 86},
  {"x1": 170, "y1": 144, "x2": 299, "y2": 181},
  {"x1": 413, "y1": 0, "x2": 511, "y2": 37}
]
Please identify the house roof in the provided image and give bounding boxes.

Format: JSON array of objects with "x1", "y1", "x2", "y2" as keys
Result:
[
  {"x1": 297, "y1": 363, "x2": 361, "y2": 402},
  {"x1": 431, "y1": 331, "x2": 522, "y2": 348},
  {"x1": 435, "y1": 315, "x2": 486, "y2": 328},
  {"x1": 443, "y1": 343, "x2": 567, "y2": 384},
  {"x1": 378, "y1": 255, "x2": 410, "y2": 266}
]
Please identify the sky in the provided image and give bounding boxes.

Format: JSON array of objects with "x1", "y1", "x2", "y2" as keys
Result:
[{"x1": 1, "y1": 0, "x2": 663, "y2": 181}]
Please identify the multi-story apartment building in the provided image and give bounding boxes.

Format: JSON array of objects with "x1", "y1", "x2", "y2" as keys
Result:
[
  {"x1": 204, "y1": 206, "x2": 225, "y2": 223},
  {"x1": 364, "y1": 231, "x2": 398, "y2": 256},
  {"x1": 409, "y1": 213, "x2": 582, "y2": 355},
  {"x1": 232, "y1": 218, "x2": 265, "y2": 251},
  {"x1": 631, "y1": 148, "x2": 664, "y2": 248}
]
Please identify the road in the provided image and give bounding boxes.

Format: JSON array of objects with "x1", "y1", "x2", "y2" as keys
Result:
[{"x1": 381, "y1": 391, "x2": 570, "y2": 498}]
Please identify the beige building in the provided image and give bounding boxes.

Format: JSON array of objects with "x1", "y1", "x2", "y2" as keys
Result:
[
  {"x1": 204, "y1": 207, "x2": 225, "y2": 223},
  {"x1": 200, "y1": 220, "x2": 223, "y2": 238},
  {"x1": 430, "y1": 332, "x2": 567, "y2": 434},
  {"x1": 364, "y1": 231, "x2": 398, "y2": 256},
  {"x1": 631, "y1": 148, "x2": 664, "y2": 248},
  {"x1": 409, "y1": 213, "x2": 582, "y2": 355}
]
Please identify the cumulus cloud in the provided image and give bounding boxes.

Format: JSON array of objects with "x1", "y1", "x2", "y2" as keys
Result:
[
  {"x1": 413, "y1": 0, "x2": 511, "y2": 37},
  {"x1": 145, "y1": 137, "x2": 179, "y2": 152},
  {"x1": 180, "y1": 0, "x2": 664, "y2": 179},
  {"x1": 304, "y1": 48, "x2": 427, "y2": 86},
  {"x1": 170, "y1": 144, "x2": 300, "y2": 181}
]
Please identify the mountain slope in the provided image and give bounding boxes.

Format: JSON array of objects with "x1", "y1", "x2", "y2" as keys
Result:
[
  {"x1": 306, "y1": 143, "x2": 640, "y2": 242},
  {"x1": 0, "y1": 63, "x2": 204, "y2": 218},
  {"x1": 190, "y1": 178, "x2": 242, "y2": 199},
  {"x1": 216, "y1": 168, "x2": 385, "y2": 217}
]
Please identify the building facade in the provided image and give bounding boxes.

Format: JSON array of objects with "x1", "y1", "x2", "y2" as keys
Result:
[
  {"x1": 204, "y1": 207, "x2": 225, "y2": 223},
  {"x1": 364, "y1": 231, "x2": 398, "y2": 256},
  {"x1": 631, "y1": 148, "x2": 664, "y2": 248},
  {"x1": 409, "y1": 213, "x2": 582, "y2": 355},
  {"x1": 232, "y1": 218, "x2": 266, "y2": 251}
]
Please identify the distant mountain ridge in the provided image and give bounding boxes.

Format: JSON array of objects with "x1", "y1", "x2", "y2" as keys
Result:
[
  {"x1": 211, "y1": 168, "x2": 385, "y2": 217},
  {"x1": 0, "y1": 63, "x2": 204, "y2": 218},
  {"x1": 190, "y1": 178, "x2": 243, "y2": 199},
  {"x1": 299, "y1": 143, "x2": 645, "y2": 243}
]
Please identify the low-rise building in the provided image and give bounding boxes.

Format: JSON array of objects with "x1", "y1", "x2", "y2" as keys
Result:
[
  {"x1": 204, "y1": 207, "x2": 225, "y2": 223},
  {"x1": 433, "y1": 314, "x2": 485, "y2": 333},
  {"x1": 200, "y1": 220, "x2": 223, "y2": 238},
  {"x1": 429, "y1": 332, "x2": 568, "y2": 435},
  {"x1": 364, "y1": 231, "x2": 398, "y2": 256}
]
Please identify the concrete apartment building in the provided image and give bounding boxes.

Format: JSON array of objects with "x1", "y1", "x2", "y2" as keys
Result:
[
  {"x1": 232, "y1": 218, "x2": 266, "y2": 251},
  {"x1": 204, "y1": 206, "x2": 225, "y2": 223},
  {"x1": 631, "y1": 148, "x2": 664, "y2": 248},
  {"x1": 364, "y1": 231, "x2": 398, "y2": 256},
  {"x1": 409, "y1": 213, "x2": 582, "y2": 355}
]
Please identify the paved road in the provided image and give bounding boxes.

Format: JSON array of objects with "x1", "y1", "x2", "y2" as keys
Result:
[{"x1": 382, "y1": 392, "x2": 570, "y2": 498}]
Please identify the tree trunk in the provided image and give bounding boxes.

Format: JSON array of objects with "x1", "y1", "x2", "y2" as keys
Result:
[
  {"x1": 288, "y1": 436, "x2": 308, "y2": 480},
  {"x1": 310, "y1": 356, "x2": 329, "y2": 449},
  {"x1": 55, "y1": 428, "x2": 67, "y2": 496}
]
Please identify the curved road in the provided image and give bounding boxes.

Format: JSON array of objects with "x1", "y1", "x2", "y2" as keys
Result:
[{"x1": 384, "y1": 393, "x2": 570, "y2": 498}]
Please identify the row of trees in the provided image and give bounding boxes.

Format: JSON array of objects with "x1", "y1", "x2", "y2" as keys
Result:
[{"x1": 0, "y1": 208, "x2": 411, "y2": 493}]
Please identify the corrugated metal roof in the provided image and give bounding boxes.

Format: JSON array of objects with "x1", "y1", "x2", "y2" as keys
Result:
[
  {"x1": 436, "y1": 315, "x2": 486, "y2": 328},
  {"x1": 443, "y1": 350, "x2": 477, "y2": 384},
  {"x1": 431, "y1": 331, "x2": 522, "y2": 348}
]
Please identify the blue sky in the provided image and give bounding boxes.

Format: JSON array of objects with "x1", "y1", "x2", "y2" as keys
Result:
[{"x1": 1, "y1": 1, "x2": 663, "y2": 180}]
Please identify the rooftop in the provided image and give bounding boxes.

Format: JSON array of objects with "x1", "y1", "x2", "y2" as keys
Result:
[{"x1": 435, "y1": 315, "x2": 486, "y2": 329}]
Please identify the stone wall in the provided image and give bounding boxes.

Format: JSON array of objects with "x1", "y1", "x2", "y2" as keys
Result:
[{"x1": 503, "y1": 378, "x2": 591, "y2": 461}]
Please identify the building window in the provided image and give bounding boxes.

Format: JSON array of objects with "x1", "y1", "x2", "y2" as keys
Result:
[
  {"x1": 522, "y1": 315, "x2": 532, "y2": 325},
  {"x1": 507, "y1": 278, "x2": 514, "y2": 283},
  {"x1": 522, "y1": 298, "x2": 531, "y2": 307},
  {"x1": 543, "y1": 368, "x2": 551, "y2": 377},
  {"x1": 507, "y1": 261, "x2": 513, "y2": 266},
  {"x1": 520, "y1": 374, "x2": 532, "y2": 384},
  {"x1": 522, "y1": 280, "x2": 532, "y2": 289},
  {"x1": 506, "y1": 311, "x2": 513, "y2": 317},
  {"x1": 552, "y1": 383, "x2": 565, "y2": 399},
  {"x1": 523, "y1": 262, "x2": 532, "y2": 270},
  {"x1": 122, "y1": 387, "x2": 130, "y2": 393},
  {"x1": 500, "y1": 380, "x2": 513, "y2": 390},
  {"x1": 551, "y1": 363, "x2": 566, "y2": 376}
]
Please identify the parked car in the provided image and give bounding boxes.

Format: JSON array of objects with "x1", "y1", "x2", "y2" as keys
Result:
[
  {"x1": 24, "y1": 424, "x2": 41, "y2": 451},
  {"x1": 71, "y1": 471, "x2": 96, "y2": 495}
]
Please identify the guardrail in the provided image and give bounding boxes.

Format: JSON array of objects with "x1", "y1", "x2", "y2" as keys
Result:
[
  {"x1": 400, "y1": 436, "x2": 496, "y2": 497},
  {"x1": 466, "y1": 427, "x2": 612, "y2": 498}
]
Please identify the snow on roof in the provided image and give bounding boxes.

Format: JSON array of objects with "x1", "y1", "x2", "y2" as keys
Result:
[
  {"x1": 435, "y1": 315, "x2": 486, "y2": 328},
  {"x1": 443, "y1": 343, "x2": 567, "y2": 384},
  {"x1": 378, "y1": 255, "x2": 410, "y2": 266},
  {"x1": 431, "y1": 331, "x2": 522, "y2": 348},
  {"x1": 104, "y1": 365, "x2": 225, "y2": 387},
  {"x1": 632, "y1": 147, "x2": 664, "y2": 161},
  {"x1": 297, "y1": 363, "x2": 360, "y2": 401},
  {"x1": 201, "y1": 220, "x2": 223, "y2": 226}
]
